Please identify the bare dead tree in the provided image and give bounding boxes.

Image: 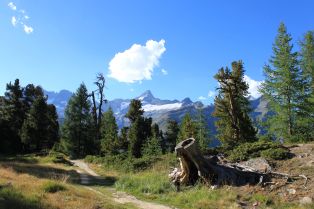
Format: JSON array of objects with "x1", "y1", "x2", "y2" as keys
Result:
[{"x1": 90, "y1": 73, "x2": 107, "y2": 151}]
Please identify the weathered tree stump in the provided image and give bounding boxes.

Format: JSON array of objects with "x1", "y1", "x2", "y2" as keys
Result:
[
  {"x1": 169, "y1": 138, "x2": 269, "y2": 187},
  {"x1": 169, "y1": 138, "x2": 308, "y2": 189}
]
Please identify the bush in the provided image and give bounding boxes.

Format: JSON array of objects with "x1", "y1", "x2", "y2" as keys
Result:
[
  {"x1": 227, "y1": 141, "x2": 289, "y2": 162},
  {"x1": 42, "y1": 181, "x2": 66, "y2": 193},
  {"x1": 260, "y1": 148, "x2": 289, "y2": 160},
  {"x1": 85, "y1": 154, "x2": 158, "y2": 172}
]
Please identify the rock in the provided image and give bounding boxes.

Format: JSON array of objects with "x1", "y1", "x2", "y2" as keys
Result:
[
  {"x1": 253, "y1": 201, "x2": 259, "y2": 206},
  {"x1": 240, "y1": 157, "x2": 272, "y2": 173},
  {"x1": 287, "y1": 188, "x2": 296, "y2": 194},
  {"x1": 300, "y1": 196, "x2": 312, "y2": 205}
]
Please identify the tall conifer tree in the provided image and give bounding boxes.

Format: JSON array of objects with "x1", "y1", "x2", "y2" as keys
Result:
[
  {"x1": 61, "y1": 83, "x2": 93, "y2": 158},
  {"x1": 213, "y1": 61, "x2": 256, "y2": 148},
  {"x1": 260, "y1": 23, "x2": 305, "y2": 141},
  {"x1": 178, "y1": 113, "x2": 196, "y2": 143},
  {"x1": 299, "y1": 31, "x2": 314, "y2": 139},
  {"x1": 100, "y1": 107, "x2": 119, "y2": 155}
]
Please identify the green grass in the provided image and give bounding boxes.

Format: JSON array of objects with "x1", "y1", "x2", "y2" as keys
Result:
[
  {"x1": 42, "y1": 181, "x2": 67, "y2": 193},
  {"x1": 87, "y1": 152, "x2": 314, "y2": 209},
  {"x1": 0, "y1": 186, "x2": 50, "y2": 209}
]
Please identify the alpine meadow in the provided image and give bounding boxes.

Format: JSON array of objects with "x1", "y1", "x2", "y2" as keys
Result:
[{"x1": 1, "y1": 1, "x2": 314, "y2": 209}]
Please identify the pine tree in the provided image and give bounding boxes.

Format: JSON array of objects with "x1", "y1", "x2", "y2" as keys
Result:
[
  {"x1": 142, "y1": 123, "x2": 162, "y2": 156},
  {"x1": 165, "y1": 119, "x2": 179, "y2": 152},
  {"x1": 178, "y1": 113, "x2": 196, "y2": 143},
  {"x1": 213, "y1": 60, "x2": 257, "y2": 148},
  {"x1": 20, "y1": 95, "x2": 48, "y2": 151},
  {"x1": 195, "y1": 106, "x2": 211, "y2": 153},
  {"x1": 125, "y1": 99, "x2": 144, "y2": 123},
  {"x1": 126, "y1": 99, "x2": 152, "y2": 158},
  {"x1": 119, "y1": 127, "x2": 129, "y2": 151},
  {"x1": 299, "y1": 31, "x2": 314, "y2": 140},
  {"x1": 61, "y1": 83, "x2": 93, "y2": 158},
  {"x1": 260, "y1": 23, "x2": 305, "y2": 141},
  {"x1": 1, "y1": 79, "x2": 25, "y2": 152},
  {"x1": 46, "y1": 104, "x2": 59, "y2": 148},
  {"x1": 100, "y1": 107, "x2": 119, "y2": 155}
]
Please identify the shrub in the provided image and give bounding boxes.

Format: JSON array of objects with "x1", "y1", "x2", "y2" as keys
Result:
[
  {"x1": 84, "y1": 154, "x2": 158, "y2": 172},
  {"x1": 260, "y1": 148, "x2": 289, "y2": 160},
  {"x1": 42, "y1": 181, "x2": 66, "y2": 193},
  {"x1": 227, "y1": 141, "x2": 289, "y2": 162}
]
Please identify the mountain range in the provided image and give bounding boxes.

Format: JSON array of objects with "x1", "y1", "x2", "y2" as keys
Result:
[{"x1": 44, "y1": 89, "x2": 269, "y2": 138}]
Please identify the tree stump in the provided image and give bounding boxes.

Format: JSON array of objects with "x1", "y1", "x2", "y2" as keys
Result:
[{"x1": 169, "y1": 138, "x2": 269, "y2": 187}]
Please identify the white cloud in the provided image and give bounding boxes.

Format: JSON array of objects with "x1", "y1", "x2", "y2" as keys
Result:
[
  {"x1": 11, "y1": 16, "x2": 17, "y2": 26},
  {"x1": 8, "y1": 2, "x2": 17, "y2": 10},
  {"x1": 108, "y1": 39, "x2": 166, "y2": 83},
  {"x1": 244, "y1": 75, "x2": 263, "y2": 99},
  {"x1": 208, "y1": 90, "x2": 216, "y2": 98},
  {"x1": 8, "y1": 3, "x2": 33, "y2": 34},
  {"x1": 198, "y1": 96, "x2": 206, "y2": 100},
  {"x1": 23, "y1": 24, "x2": 33, "y2": 34},
  {"x1": 161, "y1": 69, "x2": 168, "y2": 75}
]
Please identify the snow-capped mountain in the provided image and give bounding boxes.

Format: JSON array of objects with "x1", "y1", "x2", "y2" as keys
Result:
[
  {"x1": 44, "y1": 89, "x2": 268, "y2": 136},
  {"x1": 101, "y1": 90, "x2": 206, "y2": 129},
  {"x1": 44, "y1": 89, "x2": 73, "y2": 118}
]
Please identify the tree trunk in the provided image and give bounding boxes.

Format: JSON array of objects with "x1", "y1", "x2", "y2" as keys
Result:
[
  {"x1": 170, "y1": 138, "x2": 268, "y2": 187},
  {"x1": 91, "y1": 91, "x2": 98, "y2": 139}
]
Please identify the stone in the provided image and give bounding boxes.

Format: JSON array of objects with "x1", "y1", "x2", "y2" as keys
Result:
[
  {"x1": 240, "y1": 157, "x2": 271, "y2": 173},
  {"x1": 287, "y1": 188, "x2": 296, "y2": 194},
  {"x1": 299, "y1": 196, "x2": 312, "y2": 205}
]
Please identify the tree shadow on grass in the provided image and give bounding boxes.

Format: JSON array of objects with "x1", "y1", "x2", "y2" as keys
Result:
[
  {"x1": 79, "y1": 174, "x2": 117, "y2": 186},
  {"x1": 0, "y1": 162, "x2": 116, "y2": 186},
  {"x1": 0, "y1": 155, "x2": 39, "y2": 164}
]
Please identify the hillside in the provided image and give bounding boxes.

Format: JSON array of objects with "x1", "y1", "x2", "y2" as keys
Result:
[{"x1": 86, "y1": 143, "x2": 314, "y2": 209}]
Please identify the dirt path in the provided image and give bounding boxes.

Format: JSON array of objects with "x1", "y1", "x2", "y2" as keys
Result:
[{"x1": 70, "y1": 160, "x2": 175, "y2": 209}]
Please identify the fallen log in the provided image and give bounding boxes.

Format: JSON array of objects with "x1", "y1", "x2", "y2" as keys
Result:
[{"x1": 169, "y1": 138, "x2": 308, "y2": 189}]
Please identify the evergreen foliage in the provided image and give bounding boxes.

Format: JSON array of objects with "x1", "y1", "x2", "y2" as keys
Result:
[
  {"x1": 165, "y1": 120, "x2": 179, "y2": 152},
  {"x1": 125, "y1": 99, "x2": 144, "y2": 123},
  {"x1": 61, "y1": 83, "x2": 94, "y2": 158},
  {"x1": 299, "y1": 31, "x2": 314, "y2": 140},
  {"x1": 126, "y1": 99, "x2": 152, "y2": 158},
  {"x1": 213, "y1": 61, "x2": 257, "y2": 148},
  {"x1": 142, "y1": 124, "x2": 163, "y2": 157},
  {"x1": 195, "y1": 107, "x2": 211, "y2": 152},
  {"x1": 0, "y1": 79, "x2": 25, "y2": 152},
  {"x1": 260, "y1": 23, "x2": 307, "y2": 141},
  {"x1": 178, "y1": 113, "x2": 196, "y2": 143},
  {"x1": 0, "y1": 79, "x2": 59, "y2": 153},
  {"x1": 21, "y1": 95, "x2": 49, "y2": 151},
  {"x1": 100, "y1": 107, "x2": 119, "y2": 155},
  {"x1": 227, "y1": 141, "x2": 289, "y2": 162}
]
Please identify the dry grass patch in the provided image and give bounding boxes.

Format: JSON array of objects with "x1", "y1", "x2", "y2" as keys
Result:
[{"x1": 0, "y1": 156, "x2": 134, "y2": 209}]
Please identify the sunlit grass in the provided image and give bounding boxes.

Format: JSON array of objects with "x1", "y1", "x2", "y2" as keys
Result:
[{"x1": 0, "y1": 155, "x2": 134, "y2": 209}]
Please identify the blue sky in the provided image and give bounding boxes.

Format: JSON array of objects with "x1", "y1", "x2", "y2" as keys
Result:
[{"x1": 1, "y1": 0, "x2": 313, "y2": 104}]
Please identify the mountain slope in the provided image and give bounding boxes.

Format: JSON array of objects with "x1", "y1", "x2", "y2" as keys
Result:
[{"x1": 45, "y1": 89, "x2": 269, "y2": 137}]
